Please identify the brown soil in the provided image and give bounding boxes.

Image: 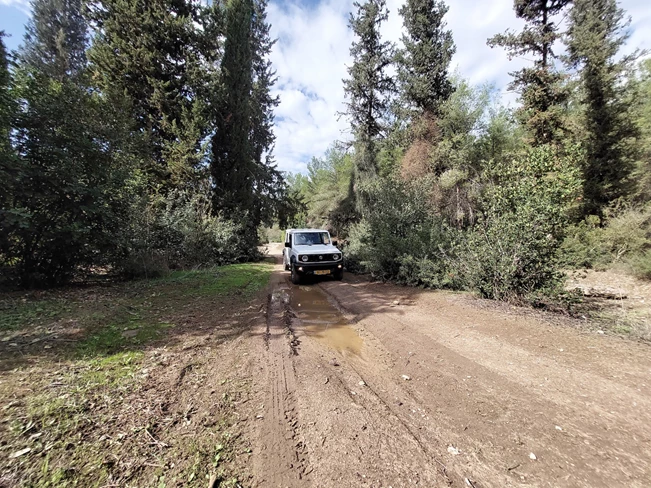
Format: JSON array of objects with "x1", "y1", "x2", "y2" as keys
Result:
[
  {"x1": 567, "y1": 268, "x2": 651, "y2": 340},
  {"x1": 4, "y1": 252, "x2": 651, "y2": 487},
  {"x1": 250, "y1": 248, "x2": 651, "y2": 487}
]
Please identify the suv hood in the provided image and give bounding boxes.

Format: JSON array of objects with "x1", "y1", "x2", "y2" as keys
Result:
[{"x1": 294, "y1": 244, "x2": 340, "y2": 254}]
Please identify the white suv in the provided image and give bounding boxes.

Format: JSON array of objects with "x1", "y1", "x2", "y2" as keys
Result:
[{"x1": 283, "y1": 229, "x2": 344, "y2": 284}]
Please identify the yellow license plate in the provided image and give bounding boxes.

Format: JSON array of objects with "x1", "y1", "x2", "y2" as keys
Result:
[{"x1": 314, "y1": 270, "x2": 331, "y2": 275}]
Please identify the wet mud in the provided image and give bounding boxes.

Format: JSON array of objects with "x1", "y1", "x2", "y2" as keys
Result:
[{"x1": 289, "y1": 284, "x2": 363, "y2": 358}]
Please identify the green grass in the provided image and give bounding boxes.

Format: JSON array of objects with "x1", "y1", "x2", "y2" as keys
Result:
[
  {"x1": 0, "y1": 262, "x2": 273, "y2": 359},
  {"x1": 0, "y1": 262, "x2": 273, "y2": 487},
  {"x1": 0, "y1": 298, "x2": 71, "y2": 332},
  {"x1": 161, "y1": 262, "x2": 273, "y2": 297}
]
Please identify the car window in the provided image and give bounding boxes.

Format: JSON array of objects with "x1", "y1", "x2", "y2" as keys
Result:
[{"x1": 295, "y1": 232, "x2": 330, "y2": 245}]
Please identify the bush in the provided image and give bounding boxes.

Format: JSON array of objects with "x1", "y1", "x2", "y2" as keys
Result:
[
  {"x1": 452, "y1": 145, "x2": 582, "y2": 300},
  {"x1": 560, "y1": 206, "x2": 651, "y2": 270},
  {"x1": 346, "y1": 178, "x2": 454, "y2": 287},
  {"x1": 117, "y1": 190, "x2": 259, "y2": 278},
  {"x1": 626, "y1": 250, "x2": 651, "y2": 280}
]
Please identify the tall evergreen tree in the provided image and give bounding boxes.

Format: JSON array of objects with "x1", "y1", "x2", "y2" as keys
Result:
[
  {"x1": 488, "y1": 0, "x2": 571, "y2": 146},
  {"x1": 250, "y1": 0, "x2": 278, "y2": 169},
  {"x1": 87, "y1": 0, "x2": 213, "y2": 185},
  {"x1": 632, "y1": 59, "x2": 651, "y2": 202},
  {"x1": 0, "y1": 32, "x2": 16, "y2": 256},
  {"x1": 0, "y1": 33, "x2": 11, "y2": 156},
  {"x1": 20, "y1": 0, "x2": 87, "y2": 80},
  {"x1": 397, "y1": 0, "x2": 455, "y2": 118},
  {"x1": 343, "y1": 0, "x2": 395, "y2": 186},
  {"x1": 566, "y1": 0, "x2": 639, "y2": 216}
]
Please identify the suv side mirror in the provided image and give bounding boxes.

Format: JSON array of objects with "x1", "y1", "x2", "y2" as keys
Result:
[
  {"x1": 284, "y1": 241, "x2": 291, "y2": 247},
  {"x1": 332, "y1": 240, "x2": 338, "y2": 247}
]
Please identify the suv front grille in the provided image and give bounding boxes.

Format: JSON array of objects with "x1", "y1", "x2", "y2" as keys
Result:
[{"x1": 299, "y1": 253, "x2": 340, "y2": 263}]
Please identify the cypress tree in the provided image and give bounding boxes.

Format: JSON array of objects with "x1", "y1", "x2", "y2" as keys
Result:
[
  {"x1": 566, "y1": 0, "x2": 639, "y2": 216},
  {"x1": 397, "y1": 0, "x2": 455, "y2": 118},
  {"x1": 343, "y1": 0, "x2": 395, "y2": 187},
  {"x1": 211, "y1": 0, "x2": 255, "y2": 216},
  {"x1": 488, "y1": 0, "x2": 571, "y2": 146}
]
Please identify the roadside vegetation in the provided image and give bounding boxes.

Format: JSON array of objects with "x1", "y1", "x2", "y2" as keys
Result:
[
  {"x1": 0, "y1": 262, "x2": 273, "y2": 486},
  {"x1": 289, "y1": 0, "x2": 651, "y2": 339}
]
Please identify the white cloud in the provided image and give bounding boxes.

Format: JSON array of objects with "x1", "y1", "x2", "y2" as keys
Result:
[
  {"x1": 0, "y1": 0, "x2": 30, "y2": 15},
  {"x1": 269, "y1": 0, "x2": 651, "y2": 174},
  {"x1": 268, "y1": 0, "x2": 355, "y2": 174}
]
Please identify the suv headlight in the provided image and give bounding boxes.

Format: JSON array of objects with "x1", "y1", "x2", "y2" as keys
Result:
[
  {"x1": 300, "y1": 255, "x2": 308, "y2": 262},
  {"x1": 332, "y1": 253, "x2": 341, "y2": 261}
]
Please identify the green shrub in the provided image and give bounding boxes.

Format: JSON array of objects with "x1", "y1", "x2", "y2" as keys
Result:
[
  {"x1": 626, "y1": 249, "x2": 651, "y2": 280},
  {"x1": 346, "y1": 178, "x2": 454, "y2": 286},
  {"x1": 117, "y1": 191, "x2": 259, "y2": 278},
  {"x1": 453, "y1": 145, "x2": 582, "y2": 300},
  {"x1": 560, "y1": 206, "x2": 651, "y2": 270}
]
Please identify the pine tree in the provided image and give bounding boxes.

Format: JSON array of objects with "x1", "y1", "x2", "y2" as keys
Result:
[
  {"x1": 566, "y1": 0, "x2": 639, "y2": 216},
  {"x1": 211, "y1": 0, "x2": 254, "y2": 216},
  {"x1": 343, "y1": 0, "x2": 395, "y2": 186},
  {"x1": 19, "y1": 0, "x2": 87, "y2": 80},
  {"x1": 397, "y1": 0, "x2": 455, "y2": 118},
  {"x1": 488, "y1": 0, "x2": 571, "y2": 146},
  {"x1": 0, "y1": 32, "x2": 17, "y2": 254}
]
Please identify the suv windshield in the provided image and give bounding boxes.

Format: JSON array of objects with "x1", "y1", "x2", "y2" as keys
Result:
[{"x1": 294, "y1": 232, "x2": 330, "y2": 246}]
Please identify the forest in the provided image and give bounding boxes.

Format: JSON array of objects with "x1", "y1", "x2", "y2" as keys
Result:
[{"x1": 1, "y1": 0, "x2": 651, "y2": 306}]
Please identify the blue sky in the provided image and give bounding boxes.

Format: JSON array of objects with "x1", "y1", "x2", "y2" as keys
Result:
[{"x1": 2, "y1": 0, "x2": 650, "y2": 174}]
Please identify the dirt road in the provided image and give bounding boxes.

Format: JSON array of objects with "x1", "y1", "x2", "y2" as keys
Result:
[{"x1": 249, "y1": 247, "x2": 651, "y2": 487}]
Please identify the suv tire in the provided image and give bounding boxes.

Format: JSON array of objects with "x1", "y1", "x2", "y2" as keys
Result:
[
  {"x1": 334, "y1": 269, "x2": 344, "y2": 281},
  {"x1": 290, "y1": 264, "x2": 301, "y2": 285}
]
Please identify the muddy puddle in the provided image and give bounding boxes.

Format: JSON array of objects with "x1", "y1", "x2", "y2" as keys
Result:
[{"x1": 289, "y1": 285, "x2": 363, "y2": 358}]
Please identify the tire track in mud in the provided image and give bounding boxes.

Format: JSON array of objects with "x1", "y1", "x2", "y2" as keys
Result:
[
  {"x1": 253, "y1": 278, "x2": 310, "y2": 487},
  {"x1": 302, "y1": 283, "x2": 460, "y2": 486}
]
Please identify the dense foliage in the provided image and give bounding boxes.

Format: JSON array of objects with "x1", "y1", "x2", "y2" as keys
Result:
[
  {"x1": 2, "y1": 0, "x2": 651, "y2": 301},
  {"x1": 0, "y1": 0, "x2": 291, "y2": 287}
]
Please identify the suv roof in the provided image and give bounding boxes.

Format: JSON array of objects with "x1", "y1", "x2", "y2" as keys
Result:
[{"x1": 286, "y1": 229, "x2": 328, "y2": 233}]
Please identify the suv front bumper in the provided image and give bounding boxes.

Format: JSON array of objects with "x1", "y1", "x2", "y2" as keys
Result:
[{"x1": 294, "y1": 262, "x2": 343, "y2": 275}]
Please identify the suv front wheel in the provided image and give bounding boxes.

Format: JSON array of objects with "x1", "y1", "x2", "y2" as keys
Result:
[{"x1": 290, "y1": 263, "x2": 301, "y2": 285}]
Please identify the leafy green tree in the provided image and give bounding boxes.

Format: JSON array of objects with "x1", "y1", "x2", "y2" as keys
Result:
[
  {"x1": 20, "y1": 0, "x2": 87, "y2": 80},
  {"x1": 566, "y1": 0, "x2": 639, "y2": 217},
  {"x1": 488, "y1": 0, "x2": 571, "y2": 145},
  {"x1": 343, "y1": 0, "x2": 395, "y2": 186},
  {"x1": 455, "y1": 144, "x2": 582, "y2": 299},
  {"x1": 1, "y1": 0, "x2": 132, "y2": 286},
  {"x1": 397, "y1": 0, "x2": 455, "y2": 118}
]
